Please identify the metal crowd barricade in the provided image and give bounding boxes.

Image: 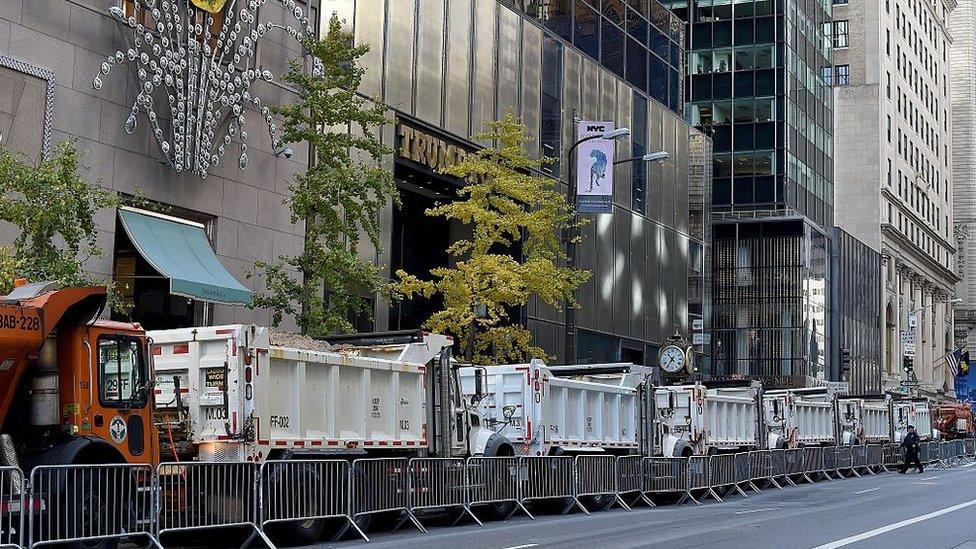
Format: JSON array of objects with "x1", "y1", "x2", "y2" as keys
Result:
[
  {"x1": 769, "y1": 449, "x2": 792, "y2": 486},
  {"x1": 686, "y1": 456, "x2": 716, "y2": 504},
  {"x1": 519, "y1": 456, "x2": 586, "y2": 515},
  {"x1": 260, "y1": 459, "x2": 368, "y2": 542},
  {"x1": 734, "y1": 452, "x2": 758, "y2": 493},
  {"x1": 708, "y1": 454, "x2": 748, "y2": 500},
  {"x1": 351, "y1": 458, "x2": 424, "y2": 533},
  {"x1": 866, "y1": 445, "x2": 884, "y2": 473},
  {"x1": 157, "y1": 461, "x2": 269, "y2": 547},
  {"x1": 749, "y1": 450, "x2": 782, "y2": 490},
  {"x1": 784, "y1": 449, "x2": 806, "y2": 483},
  {"x1": 465, "y1": 457, "x2": 530, "y2": 521},
  {"x1": 641, "y1": 457, "x2": 688, "y2": 502},
  {"x1": 851, "y1": 445, "x2": 871, "y2": 476},
  {"x1": 918, "y1": 441, "x2": 931, "y2": 464},
  {"x1": 835, "y1": 446, "x2": 853, "y2": 478},
  {"x1": 925, "y1": 442, "x2": 942, "y2": 468},
  {"x1": 822, "y1": 446, "x2": 838, "y2": 479},
  {"x1": 802, "y1": 447, "x2": 828, "y2": 482},
  {"x1": 966, "y1": 438, "x2": 976, "y2": 457},
  {"x1": 408, "y1": 458, "x2": 481, "y2": 527},
  {"x1": 1, "y1": 467, "x2": 24, "y2": 549},
  {"x1": 616, "y1": 455, "x2": 653, "y2": 508},
  {"x1": 883, "y1": 443, "x2": 903, "y2": 471},
  {"x1": 574, "y1": 455, "x2": 629, "y2": 511},
  {"x1": 29, "y1": 464, "x2": 161, "y2": 549}
]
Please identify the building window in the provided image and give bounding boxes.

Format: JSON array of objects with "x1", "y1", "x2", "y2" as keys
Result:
[
  {"x1": 632, "y1": 96, "x2": 648, "y2": 214},
  {"x1": 821, "y1": 66, "x2": 832, "y2": 86},
  {"x1": 834, "y1": 0, "x2": 848, "y2": 4},
  {"x1": 833, "y1": 21, "x2": 849, "y2": 48},
  {"x1": 835, "y1": 64, "x2": 850, "y2": 85},
  {"x1": 540, "y1": 36, "x2": 563, "y2": 176}
]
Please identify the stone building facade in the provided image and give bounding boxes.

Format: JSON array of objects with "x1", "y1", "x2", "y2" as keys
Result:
[{"x1": 832, "y1": 0, "x2": 959, "y2": 399}]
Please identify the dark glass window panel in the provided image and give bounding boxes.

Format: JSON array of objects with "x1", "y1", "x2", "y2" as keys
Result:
[
  {"x1": 669, "y1": 69, "x2": 680, "y2": 111},
  {"x1": 733, "y1": 123, "x2": 754, "y2": 148},
  {"x1": 540, "y1": 0, "x2": 574, "y2": 41},
  {"x1": 713, "y1": 71, "x2": 732, "y2": 98},
  {"x1": 734, "y1": 18, "x2": 754, "y2": 44},
  {"x1": 735, "y1": 1, "x2": 754, "y2": 18},
  {"x1": 714, "y1": 154, "x2": 733, "y2": 177},
  {"x1": 713, "y1": 21, "x2": 733, "y2": 47},
  {"x1": 540, "y1": 36, "x2": 564, "y2": 175},
  {"x1": 649, "y1": 54, "x2": 668, "y2": 103},
  {"x1": 626, "y1": 36, "x2": 648, "y2": 91},
  {"x1": 712, "y1": 124, "x2": 733, "y2": 151},
  {"x1": 754, "y1": 97, "x2": 774, "y2": 121},
  {"x1": 650, "y1": 1, "x2": 670, "y2": 32},
  {"x1": 755, "y1": 44, "x2": 775, "y2": 68},
  {"x1": 714, "y1": 178, "x2": 733, "y2": 204},
  {"x1": 755, "y1": 150, "x2": 774, "y2": 176},
  {"x1": 755, "y1": 176, "x2": 775, "y2": 202},
  {"x1": 733, "y1": 100, "x2": 754, "y2": 123},
  {"x1": 601, "y1": 19, "x2": 625, "y2": 77},
  {"x1": 733, "y1": 177, "x2": 755, "y2": 203},
  {"x1": 670, "y1": 40, "x2": 681, "y2": 67},
  {"x1": 713, "y1": 1, "x2": 732, "y2": 20},
  {"x1": 755, "y1": 121, "x2": 776, "y2": 148},
  {"x1": 755, "y1": 68, "x2": 775, "y2": 95},
  {"x1": 627, "y1": 0, "x2": 649, "y2": 17},
  {"x1": 602, "y1": 0, "x2": 626, "y2": 25},
  {"x1": 691, "y1": 73, "x2": 712, "y2": 100},
  {"x1": 756, "y1": 16, "x2": 775, "y2": 41},
  {"x1": 632, "y1": 95, "x2": 648, "y2": 214},
  {"x1": 755, "y1": 0, "x2": 773, "y2": 15},
  {"x1": 650, "y1": 27, "x2": 669, "y2": 59},
  {"x1": 626, "y1": 6, "x2": 648, "y2": 44},
  {"x1": 692, "y1": 23, "x2": 712, "y2": 49},
  {"x1": 574, "y1": 1, "x2": 601, "y2": 59}
]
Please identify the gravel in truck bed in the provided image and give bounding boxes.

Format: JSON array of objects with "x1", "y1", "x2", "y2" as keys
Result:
[{"x1": 267, "y1": 330, "x2": 335, "y2": 352}]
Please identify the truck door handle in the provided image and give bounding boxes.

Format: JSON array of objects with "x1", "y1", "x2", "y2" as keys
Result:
[{"x1": 94, "y1": 414, "x2": 104, "y2": 427}]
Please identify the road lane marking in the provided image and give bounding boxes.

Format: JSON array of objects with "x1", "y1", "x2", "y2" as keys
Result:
[
  {"x1": 919, "y1": 476, "x2": 939, "y2": 480},
  {"x1": 914, "y1": 482, "x2": 937, "y2": 485},
  {"x1": 735, "y1": 507, "x2": 779, "y2": 515},
  {"x1": 810, "y1": 497, "x2": 976, "y2": 549},
  {"x1": 503, "y1": 544, "x2": 538, "y2": 549},
  {"x1": 854, "y1": 487, "x2": 883, "y2": 494}
]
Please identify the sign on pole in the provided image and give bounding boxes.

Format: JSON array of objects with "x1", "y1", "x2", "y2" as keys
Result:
[
  {"x1": 692, "y1": 318, "x2": 704, "y2": 332},
  {"x1": 576, "y1": 121, "x2": 616, "y2": 214},
  {"x1": 900, "y1": 330, "x2": 916, "y2": 345},
  {"x1": 693, "y1": 333, "x2": 710, "y2": 345},
  {"x1": 903, "y1": 343, "x2": 916, "y2": 356},
  {"x1": 907, "y1": 313, "x2": 918, "y2": 329}
]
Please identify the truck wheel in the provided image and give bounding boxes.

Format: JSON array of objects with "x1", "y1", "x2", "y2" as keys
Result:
[
  {"x1": 63, "y1": 475, "x2": 123, "y2": 549},
  {"x1": 264, "y1": 464, "x2": 326, "y2": 546}
]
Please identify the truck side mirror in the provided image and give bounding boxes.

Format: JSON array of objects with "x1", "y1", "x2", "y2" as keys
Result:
[
  {"x1": 475, "y1": 368, "x2": 485, "y2": 399},
  {"x1": 668, "y1": 390, "x2": 677, "y2": 410},
  {"x1": 773, "y1": 399, "x2": 781, "y2": 416}
]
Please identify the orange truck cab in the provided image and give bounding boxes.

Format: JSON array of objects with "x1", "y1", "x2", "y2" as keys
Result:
[{"x1": 0, "y1": 281, "x2": 158, "y2": 470}]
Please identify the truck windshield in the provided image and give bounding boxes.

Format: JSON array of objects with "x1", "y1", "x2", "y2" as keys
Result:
[{"x1": 98, "y1": 336, "x2": 147, "y2": 407}]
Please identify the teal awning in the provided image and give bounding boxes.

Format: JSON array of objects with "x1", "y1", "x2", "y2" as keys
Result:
[{"x1": 118, "y1": 208, "x2": 253, "y2": 306}]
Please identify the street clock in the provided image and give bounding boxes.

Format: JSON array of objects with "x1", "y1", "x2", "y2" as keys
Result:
[
  {"x1": 659, "y1": 345, "x2": 687, "y2": 374},
  {"x1": 658, "y1": 332, "x2": 694, "y2": 382}
]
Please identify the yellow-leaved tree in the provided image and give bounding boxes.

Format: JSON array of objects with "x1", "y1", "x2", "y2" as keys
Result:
[{"x1": 391, "y1": 110, "x2": 590, "y2": 365}]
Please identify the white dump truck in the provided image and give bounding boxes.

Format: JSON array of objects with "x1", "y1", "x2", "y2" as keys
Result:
[
  {"x1": 458, "y1": 360, "x2": 640, "y2": 455},
  {"x1": 653, "y1": 381, "x2": 761, "y2": 456},
  {"x1": 892, "y1": 398, "x2": 937, "y2": 442},
  {"x1": 149, "y1": 326, "x2": 516, "y2": 462},
  {"x1": 763, "y1": 388, "x2": 842, "y2": 448},
  {"x1": 836, "y1": 396, "x2": 893, "y2": 444}
]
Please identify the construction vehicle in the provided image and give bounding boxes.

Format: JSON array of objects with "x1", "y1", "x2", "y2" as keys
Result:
[
  {"x1": 0, "y1": 281, "x2": 158, "y2": 549},
  {"x1": 762, "y1": 388, "x2": 839, "y2": 449},
  {"x1": 836, "y1": 395, "x2": 892, "y2": 444},
  {"x1": 891, "y1": 397, "x2": 936, "y2": 442},
  {"x1": 458, "y1": 360, "x2": 642, "y2": 456},
  {"x1": 933, "y1": 403, "x2": 975, "y2": 440},
  {"x1": 652, "y1": 381, "x2": 761, "y2": 457}
]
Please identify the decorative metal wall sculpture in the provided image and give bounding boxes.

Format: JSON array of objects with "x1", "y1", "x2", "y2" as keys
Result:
[{"x1": 95, "y1": 0, "x2": 315, "y2": 178}]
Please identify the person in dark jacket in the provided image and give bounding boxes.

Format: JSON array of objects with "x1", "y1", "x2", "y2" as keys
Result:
[{"x1": 898, "y1": 425, "x2": 924, "y2": 473}]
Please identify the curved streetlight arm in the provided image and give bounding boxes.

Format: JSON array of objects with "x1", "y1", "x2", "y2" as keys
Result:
[{"x1": 910, "y1": 298, "x2": 962, "y2": 315}]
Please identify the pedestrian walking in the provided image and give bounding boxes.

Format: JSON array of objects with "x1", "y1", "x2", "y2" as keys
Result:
[{"x1": 898, "y1": 425, "x2": 924, "y2": 474}]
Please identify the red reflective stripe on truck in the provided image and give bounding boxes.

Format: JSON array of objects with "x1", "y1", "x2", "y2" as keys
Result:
[
  {"x1": 215, "y1": 329, "x2": 235, "y2": 335},
  {"x1": 173, "y1": 344, "x2": 189, "y2": 354},
  {"x1": 310, "y1": 441, "x2": 323, "y2": 446},
  {"x1": 327, "y1": 440, "x2": 339, "y2": 446},
  {"x1": 151, "y1": 346, "x2": 162, "y2": 356},
  {"x1": 232, "y1": 411, "x2": 237, "y2": 433},
  {"x1": 293, "y1": 441, "x2": 305, "y2": 447},
  {"x1": 274, "y1": 441, "x2": 288, "y2": 446}
]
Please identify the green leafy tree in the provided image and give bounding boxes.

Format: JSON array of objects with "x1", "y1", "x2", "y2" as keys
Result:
[
  {"x1": 0, "y1": 140, "x2": 121, "y2": 296},
  {"x1": 250, "y1": 15, "x2": 396, "y2": 336},
  {"x1": 392, "y1": 110, "x2": 590, "y2": 364}
]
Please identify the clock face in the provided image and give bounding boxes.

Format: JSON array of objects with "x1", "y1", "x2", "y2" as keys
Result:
[
  {"x1": 659, "y1": 345, "x2": 686, "y2": 374},
  {"x1": 192, "y1": 0, "x2": 228, "y2": 13}
]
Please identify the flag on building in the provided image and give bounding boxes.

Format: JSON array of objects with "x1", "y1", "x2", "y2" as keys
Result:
[{"x1": 948, "y1": 348, "x2": 965, "y2": 377}]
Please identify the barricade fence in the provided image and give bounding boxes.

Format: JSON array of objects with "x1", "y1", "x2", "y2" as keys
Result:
[
  {"x1": 30, "y1": 463, "x2": 161, "y2": 549},
  {"x1": 8, "y1": 444, "x2": 976, "y2": 548},
  {"x1": 1, "y1": 467, "x2": 23, "y2": 549}
]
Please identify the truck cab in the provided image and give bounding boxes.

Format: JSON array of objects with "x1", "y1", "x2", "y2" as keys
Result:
[{"x1": 0, "y1": 282, "x2": 157, "y2": 470}]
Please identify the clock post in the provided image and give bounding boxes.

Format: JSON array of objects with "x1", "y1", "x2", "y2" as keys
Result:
[{"x1": 658, "y1": 331, "x2": 693, "y2": 385}]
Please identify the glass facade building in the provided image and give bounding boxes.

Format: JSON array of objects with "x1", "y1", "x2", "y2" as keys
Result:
[
  {"x1": 502, "y1": 0, "x2": 686, "y2": 115},
  {"x1": 665, "y1": 0, "x2": 833, "y2": 227}
]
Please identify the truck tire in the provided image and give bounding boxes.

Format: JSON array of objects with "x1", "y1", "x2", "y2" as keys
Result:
[
  {"x1": 481, "y1": 434, "x2": 518, "y2": 520},
  {"x1": 63, "y1": 474, "x2": 123, "y2": 549},
  {"x1": 264, "y1": 464, "x2": 326, "y2": 546}
]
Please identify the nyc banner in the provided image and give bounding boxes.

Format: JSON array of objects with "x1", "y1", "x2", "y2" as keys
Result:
[{"x1": 576, "y1": 121, "x2": 616, "y2": 214}]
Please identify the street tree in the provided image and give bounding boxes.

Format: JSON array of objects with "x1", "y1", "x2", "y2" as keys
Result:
[
  {"x1": 251, "y1": 15, "x2": 396, "y2": 336},
  {"x1": 0, "y1": 140, "x2": 121, "y2": 296},
  {"x1": 392, "y1": 110, "x2": 590, "y2": 364}
]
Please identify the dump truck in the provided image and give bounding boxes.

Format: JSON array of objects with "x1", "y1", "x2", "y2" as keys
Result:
[
  {"x1": 457, "y1": 360, "x2": 642, "y2": 456},
  {"x1": 653, "y1": 381, "x2": 761, "y2": 456},
  {"x1": 0, "y1": 281, "x2": 159, "y2": 549},
  {"x1": 892, "y1": 397, "x2": 936, "y2": 442},
  {"x1": 762, "y1": 388, "x2": 839, "y2": 448},
  {"x1": 933, "y1": 403, "x2": 974, "y2": 440},
  {"x1": 836, "y1": 395, "x2": 892, "y2": 444}
]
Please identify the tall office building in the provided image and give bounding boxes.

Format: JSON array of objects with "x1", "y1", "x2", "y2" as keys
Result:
[
  {"x1": 832, "y1": 0, "x2": 958, "y2": 400},
  {"x1": 664, "y1": 0, "x2": 835, "y2": 386},
  {"x1": 952, "y1": 0, "x2": 976, "y2": 379}
]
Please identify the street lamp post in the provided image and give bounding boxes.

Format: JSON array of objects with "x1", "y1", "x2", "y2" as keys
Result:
[{"x1": 902, "y1": 297, "x2": 961, "y2": 396}]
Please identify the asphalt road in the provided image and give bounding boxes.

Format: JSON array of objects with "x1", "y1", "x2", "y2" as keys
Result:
[{"x1": 314, "y1": 460, "x2": 976, "y2": 549}]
